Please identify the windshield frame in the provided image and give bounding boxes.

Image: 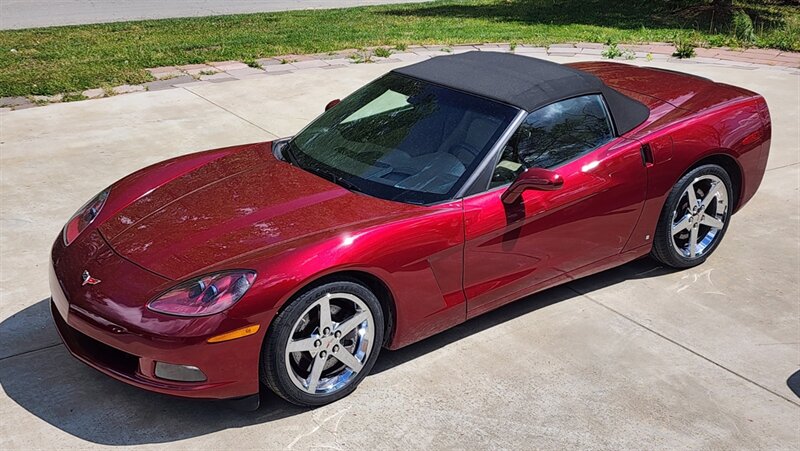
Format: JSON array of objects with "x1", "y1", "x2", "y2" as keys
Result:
[{"x1": 285, "y1": 73, "x2": 522, "y2": 206}]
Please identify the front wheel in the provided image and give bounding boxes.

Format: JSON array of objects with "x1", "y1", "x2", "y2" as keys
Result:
[
  {"x1": 651, "y1": 164, "x2": 733, "y2": 268},
  {"x1": 261, "y1": 279, "x2": 384, "y2": 406}
]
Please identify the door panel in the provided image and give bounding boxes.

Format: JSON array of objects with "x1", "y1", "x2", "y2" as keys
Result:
[{"x1": 463, "y1": 138, "x2": 647, "y2": 316}]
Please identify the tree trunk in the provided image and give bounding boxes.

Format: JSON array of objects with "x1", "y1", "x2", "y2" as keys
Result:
[
  {"x1": 713, "y1": 0, "x2": 733, "y2": 9},
  {"x1": 712, "y1": 0, "x2": 734, "y2": 28}
]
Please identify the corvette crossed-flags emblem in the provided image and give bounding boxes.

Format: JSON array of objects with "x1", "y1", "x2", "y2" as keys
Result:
[{"x1": 81, "y1": 270, "x2": 101, "y2": 286}]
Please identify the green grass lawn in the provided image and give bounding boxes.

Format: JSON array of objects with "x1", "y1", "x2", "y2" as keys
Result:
[{"x1": 0, "y1": 0, "x2": 797, "y2": 97}]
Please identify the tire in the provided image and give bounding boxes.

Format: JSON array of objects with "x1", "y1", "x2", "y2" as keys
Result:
[
  {"x1": 261, "y1": 279, "x2": 384, "y2": 406},
  {"x1": 651, "y1": 164, "x2": 733, "y2": 269}
]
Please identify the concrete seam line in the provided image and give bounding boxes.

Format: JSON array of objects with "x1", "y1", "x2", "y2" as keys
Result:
[
  {"x1": 567, "y1": 286, "x2": 800, "y2": 408},
  {"x1": 765, "y1": 161, "x2": 800, "y2": 172},
  {"x1": 180, "y1": 87, "x2": 281, "y2": 139},
  {"x1": 0, "y1": 342, "x2": 63, "y2": 362}
]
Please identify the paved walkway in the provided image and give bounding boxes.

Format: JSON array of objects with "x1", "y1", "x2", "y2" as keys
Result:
[
  {"x1": 0, "y1": 0, "x2": 432, "y2": 30},
  {"x1": 0, "y1": 51, "x2": 798, "y2": 449},
  {"x1": 2, "y1": 42, "x2": 798, "y2": 111}
]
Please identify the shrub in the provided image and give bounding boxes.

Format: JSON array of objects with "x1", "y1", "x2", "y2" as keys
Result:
[
  {"x1": 732, "y1": 10, "x2": 757, "y2": 45},
  {"x1": 762, "y1": 24, "x2": 799, "y2": 51}
]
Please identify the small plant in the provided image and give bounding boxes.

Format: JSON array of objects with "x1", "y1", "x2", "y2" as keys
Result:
[
  {"x1": 198, "y1": 69, "x2": 218, "y2": 75},
  {"x1": 349, "y1": 49, "x2": 373, "y2": 64},
  {"x1": 280, "y1": 58, "x2": 291, "y2": 64},
  {"x1": 29, "y1": 95, "x2": 50, "y2": 105},
  {"x1": 602, "y1": 40, "x2": 619, "y2": 59},
  {"x1": 374, "y1": 47, "x2": 392, "y2": 58},
  {"x1": 394, "y1": 43, "x2": 407, "y2": 51},
  {"x1": 440, "y1": 47, "x2": 452, "y2": 53},
  {"x1": 62, "y1": 92, "x2": 87, "y2": 102},
  {"x1": 732, "y1": 10, "x2": 756, "y2": 45},
  {"x1": 646, "y1": 52, "x2": 654, "y2": 62},
  {"x1": 243, "y1": 58, "x2": 261, "y2": 68},
  {"x1": 602, "y1": 41, "x2": 635, "y2": 60},
  {"x1": 509, "y1": 42, "x2": 517, "y2": 52},
  {"x1": 672, "y1": 35, "x2": 696, "y2": 59}
]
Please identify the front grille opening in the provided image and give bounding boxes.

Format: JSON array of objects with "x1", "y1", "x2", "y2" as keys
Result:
[
  {"x1": 53, "y1": 307, "x2": 140, "y2": 375},
  {"x1": 73, "y1": 330, "x2": 140, "y2": 375}
]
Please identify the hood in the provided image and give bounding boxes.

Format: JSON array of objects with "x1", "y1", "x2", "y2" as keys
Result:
[{"x1": 100, "y1": 144, "x2": 415, "y2": 279}]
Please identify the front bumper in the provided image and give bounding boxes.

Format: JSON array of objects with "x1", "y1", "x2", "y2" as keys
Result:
[{"x1": 49, "y1": 234, "x2": 268, "y2": 400}]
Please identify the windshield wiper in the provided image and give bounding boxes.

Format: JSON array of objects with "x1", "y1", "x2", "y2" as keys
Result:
[
  {"x1": 329, "y1": 175, "x2": 364, "y2": 194},
  {"x1": 281, "y1": 140, "x2": 301, "y2": 166},
  {"x1": 302, "y1": 162, "x2": 364, "y2": 194}
]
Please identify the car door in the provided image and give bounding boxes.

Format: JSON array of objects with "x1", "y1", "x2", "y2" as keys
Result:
[{"x1": 463, "y1": 95, "x2": 647, "y2": 317}]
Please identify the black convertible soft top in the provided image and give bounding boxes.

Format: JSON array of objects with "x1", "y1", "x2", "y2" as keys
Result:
[{"x1": 392, "y1": 51, "x2": 649, "y2": 135}]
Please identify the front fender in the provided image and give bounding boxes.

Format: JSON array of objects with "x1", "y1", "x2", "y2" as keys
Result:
[{"x1": 228, "y1": 201, "x2": 466, "y2": 350}]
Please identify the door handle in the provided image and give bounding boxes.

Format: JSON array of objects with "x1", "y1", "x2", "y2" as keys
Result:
[{"x1": 640, "y1": 143, "x2": 654, "y2": 167}]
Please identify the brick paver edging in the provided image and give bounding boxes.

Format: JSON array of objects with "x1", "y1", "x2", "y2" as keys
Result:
[{"x1": 2, "y1": 42, "x2": 798, "y2": 112}]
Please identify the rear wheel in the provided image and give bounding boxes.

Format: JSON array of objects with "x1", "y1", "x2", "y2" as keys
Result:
[
  {"x1": 261, "y1": 280, "x2": 384, "y2": 406},
  {"x1": 651, "y1": 164, "x2": 732, "y2": 268}
]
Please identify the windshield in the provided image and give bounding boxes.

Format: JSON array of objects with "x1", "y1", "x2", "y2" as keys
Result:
[{"x1": 286, "y1": 73, "x2": 519, "y2": 204}]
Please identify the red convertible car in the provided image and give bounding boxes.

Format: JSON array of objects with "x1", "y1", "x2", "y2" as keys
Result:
[{"x1": 50, "y1": 52, "x2": 770, "y2": 408}]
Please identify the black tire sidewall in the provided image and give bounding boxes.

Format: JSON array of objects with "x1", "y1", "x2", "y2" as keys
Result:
[
  {"x1": 652, "y1": 164, "x2": 733, "y2": 268},
  {"x1": 261, "y1": 279, "x2": 384, "y2": 406}
]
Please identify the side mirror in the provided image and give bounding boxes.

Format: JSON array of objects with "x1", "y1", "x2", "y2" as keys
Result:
[
  {"x1": 501, "y1": 167, "x2": 563, "y2": 204},
  {"x1": 325, "y1": 99, "x2": 341, "y2": 111}
]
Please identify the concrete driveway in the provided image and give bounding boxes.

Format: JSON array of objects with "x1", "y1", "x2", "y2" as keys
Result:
[{"x1": 0, "y1": 54, "x2": 798, "y2": 449}]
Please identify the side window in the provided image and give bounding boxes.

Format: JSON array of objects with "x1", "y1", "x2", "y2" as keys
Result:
[{"x1": 490, "y1": 95, "x2": 615, "y2": 188}]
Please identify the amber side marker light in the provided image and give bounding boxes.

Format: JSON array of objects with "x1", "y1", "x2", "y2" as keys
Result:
[{"x1": 208, "y1": 324, "x2": 260, "y2": 343}]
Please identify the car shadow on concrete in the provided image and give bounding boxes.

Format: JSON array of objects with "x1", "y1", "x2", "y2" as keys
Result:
[
  {"x1": 787, "y1": 369, "x2": 800, "y2": 398},
  {"x1": 0, "y1": 257, "x2": 671, "y2": 445}
]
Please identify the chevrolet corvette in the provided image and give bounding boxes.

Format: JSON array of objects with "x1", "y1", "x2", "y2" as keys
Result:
[{"x1": 49, "y1": 52, "x2": 771, "y2": 408}]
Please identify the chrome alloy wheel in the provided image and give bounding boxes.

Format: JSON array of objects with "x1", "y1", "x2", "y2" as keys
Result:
[
  {"x1": 284, "y1": 292, "x2": 375, "y2": 395},
  {"x1": 670, "y1": 174, "x2": 729, "y2": 259}
]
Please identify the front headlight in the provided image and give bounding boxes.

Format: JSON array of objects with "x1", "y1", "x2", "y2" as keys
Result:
[
  {"x1": 63, "y1": 188, "x2": 110, "y2": 246},
  {"x1": 147, "y1": 271, "x2": 257, "y2": 316}
]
